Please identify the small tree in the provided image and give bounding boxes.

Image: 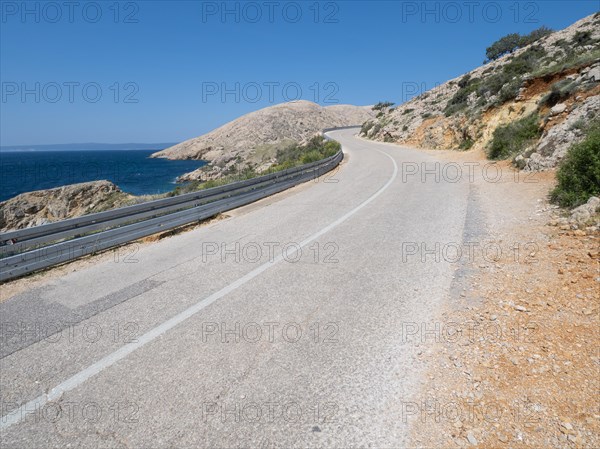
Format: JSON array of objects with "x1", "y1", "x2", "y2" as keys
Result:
[
  {"x1": 372, "y1": 101, "x2": 395, "y2": 111},
  {"x1": 572, "y1": 30, "x2": 593, "y2": 47},
  {"x1": 486, "y1": 33, "x2": 521, "y2": 61},
  {"x1": 485, "y1": 26, "x2": 553, "y2": 62}
]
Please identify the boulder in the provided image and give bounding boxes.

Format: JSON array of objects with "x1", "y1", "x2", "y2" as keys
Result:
[
  {"x1": 514, "y1": 154, "x2": 526, "y2": 169},
  {"x1": 550, "y1": 103, "x2": 567, "y2": 115},
  {"x1": 585, "y1": 65, "x2": 600, "y2": 82},
  {"x1": 570, "y1": 197, "x2": 600, "y2": 224}
]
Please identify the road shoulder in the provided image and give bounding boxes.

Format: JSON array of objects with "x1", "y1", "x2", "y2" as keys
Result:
[{"x1": 404, "y1": 153, "x2": 599, "y2": 447}]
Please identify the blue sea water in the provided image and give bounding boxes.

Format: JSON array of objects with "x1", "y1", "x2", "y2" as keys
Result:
[{"x1": 0, "y1": 150, "x2": 207, "y2": 202}]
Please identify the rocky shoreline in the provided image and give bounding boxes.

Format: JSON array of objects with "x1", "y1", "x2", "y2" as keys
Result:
[{"x1": 0, "y1": 181, "x2": 132, "y2": 232}]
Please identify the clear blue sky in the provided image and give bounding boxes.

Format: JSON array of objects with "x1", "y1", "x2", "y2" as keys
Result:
[{"x1": 1, "y1": 0, "x2": 598, "y2": 145}]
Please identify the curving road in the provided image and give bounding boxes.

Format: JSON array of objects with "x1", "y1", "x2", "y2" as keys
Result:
[{"x1": 1, "y1": 128, "x2": 474, "y2": 447}]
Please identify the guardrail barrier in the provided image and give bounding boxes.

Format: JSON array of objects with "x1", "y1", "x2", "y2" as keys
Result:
[{"x1": 0, "y1": 127, "x2": 358, "y2": 282}]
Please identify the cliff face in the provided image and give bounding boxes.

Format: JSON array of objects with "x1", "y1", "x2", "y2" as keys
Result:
[
  {"x1": 360, "y1": 13, "x2": 600, "y2": 170},
  {"x1": 151, "y1": 100, "x2": 374, "y2": 181},
  {"x1": 0, "y1": 181, "x2": 131, "y2": 231}
]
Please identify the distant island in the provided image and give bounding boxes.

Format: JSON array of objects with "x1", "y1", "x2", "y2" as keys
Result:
[{"x1": 0, "y1": 142, "x2": 178, "y2": 152}]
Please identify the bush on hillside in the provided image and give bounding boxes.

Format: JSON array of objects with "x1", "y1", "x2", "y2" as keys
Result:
[
  {"x1": 274, "y1": 136, "x2": 340, "y2": 169},
  {"x1": 572, "y1": 30, "x2": 594, "y2": 47},
  {"x1": 539, "y1": 79, "x2": 577, "y2": 108},
  {"x1": 169, "y1": 136, "x2": 341, "y2": 196},
  {"x1": 444, "y1": 76, "x2": 480, "y2": 116},
  {"x1": 487, "y1": 113, "x2": 541, "y2": 160},
  {"x1": 361, "y1": 121, "x2": 374, "y2": 135},
  {"x1": 550, "y1": 122, "x2": 600, "y2": 208}
]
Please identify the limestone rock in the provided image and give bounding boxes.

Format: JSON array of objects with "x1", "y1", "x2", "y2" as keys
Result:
[
  {"x1": 570, "y1": 197, "x2": 600, "y2": 224},
  {"x1": 550, "y1": 103, "x2": 567, "y2": 115},
  {"x1": 0, "y1": 181, "x2": 127, "y2": 232}
]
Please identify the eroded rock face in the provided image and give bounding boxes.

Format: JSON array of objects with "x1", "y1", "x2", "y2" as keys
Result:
[
  {"x1": 360, "y1": 13, "x2": 600, "y2": 171},
  {"x1": 526, "y1": 95, "x2": 599, "y2": 170},
  {"x1": 0, "y1": 180, "x2": 127, "y2": 231}
]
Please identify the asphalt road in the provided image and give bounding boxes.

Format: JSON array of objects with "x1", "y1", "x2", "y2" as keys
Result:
[{"x1": 1, "y1": 128, "x2": 473, "y2": 447}]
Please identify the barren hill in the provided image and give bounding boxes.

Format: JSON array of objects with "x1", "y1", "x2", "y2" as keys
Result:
[{"x1": 151, "y1": 100, "x2": 373, "y2": 180}]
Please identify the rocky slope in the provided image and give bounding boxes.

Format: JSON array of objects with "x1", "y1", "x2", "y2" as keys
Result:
[
  {"x1": 151, "y1": 100, "x2": 374, "y2": 181},
  {"x1": 360, "y1": 13, "x2": 600, "y2": 171},
  {"x1": 0, "y1": 181, "x2": 131, "y2": 231}
]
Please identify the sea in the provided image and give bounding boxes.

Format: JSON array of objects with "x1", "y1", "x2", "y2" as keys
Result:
[{"x1": 0, "y1": 148, "x2": 207, "y2": 202}]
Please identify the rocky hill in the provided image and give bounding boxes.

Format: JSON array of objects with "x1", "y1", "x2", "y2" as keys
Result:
[
  {"x1": 0, "y1": 181, "x2": 131, "y2": 231},
  {"x1": 360, "y1": 13, "x2": 600, "y2": 171},
  {"x1": 151, "y1": 100, "x2": 374, "y2": 181}
]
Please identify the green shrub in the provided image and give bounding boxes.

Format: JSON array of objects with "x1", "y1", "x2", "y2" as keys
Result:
[
  {"x1": 539, "y1": 79, "x2": 577, "y2": 108},
  {"x1": 533, "y1": 48, "x2": 600, "y2": 78},
  {"x1": 275, "y1": 135, "x2": 340, "y2": 167},
  {"x1": 301, "y1": 150, "x2": 323, "y2": 164},
  {"x1": 502, "y1": 45, "x2": 546, "y2": 78},
  {"x1": 498, "y1": 80, "x2": 522, "y2": 103},
  {"x1": 361, "y1": 121, "x2": 374, "y2": 135},
  {"x1": 550, "y1": 122, "x2": 600, "y2": 208},
  {"x1": 488, "y1": 113, "x2": 541, "y2": 160},
  {"x1": 444, "y1": 103, "x2": 465, "y2": 117},
  {"x1": 458, "y1": 75, "x2": 472, "y2": 88},
  {"x1": 402, "y1": 108, "x2": 414, "y2": 115},
  {"x1": 459, "y1": 138, "x2": 474, "y2": 150},
  {"x1": 478, "y1": 72, "x2": 509, "y2": 98},
  {"x1": 402, "y1": 125, "x2": 408, "y2": 131},
  {"x1": 224, "y1": 135, "x2": 336, "y2": 177},
  {"x1": 475, "y1": 46, "x2": 547, "y2": 106},
  {"x1": 444, "y1": 76, "x2": 481, "y2": 115},
  {"x1": 519, "y1": 26, "x2": 553, "y2": 46},
  {"x1": 323, "y1": 140, "x2": 341, "y2": 157},
  {"x1": 571, "y1": 118, "x2": 586, "y2": 131},
  {"x1": 167, "y1": 181, "x2": 202, "y2": 196},
  {"x1": 572, "y1": 30, "x2": 594, "y2": 47}
]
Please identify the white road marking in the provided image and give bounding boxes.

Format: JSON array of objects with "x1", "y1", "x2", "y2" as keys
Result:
[{"x1": 0, "y1": 143, "x2": 398, "y2": 430}]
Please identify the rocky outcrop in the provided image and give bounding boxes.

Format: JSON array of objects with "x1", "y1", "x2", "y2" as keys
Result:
[
  {"x1": 360, "y1": 13, "x2": 600, "y2": 171},
  {"x1": 151, "y1": 100, "x2": 374, "y2": 181},
  {"x1": 0, "y1": 181, "x2": 130, "y2": 231},
  {"x1": 525, "y1": 95, "x2": 599, "y2": 170}
]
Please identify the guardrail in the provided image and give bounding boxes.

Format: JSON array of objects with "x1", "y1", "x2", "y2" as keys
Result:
[{"x1": 0, "y1": 127, "x2": 357, "y2": 282}]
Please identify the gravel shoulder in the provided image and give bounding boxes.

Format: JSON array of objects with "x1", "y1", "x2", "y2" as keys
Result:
[{"x1": 405, "y1": 148, "x2": 599, "y2": 447}]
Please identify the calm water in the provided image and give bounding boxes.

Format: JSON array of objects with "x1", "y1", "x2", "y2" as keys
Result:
[{"x1": 0, "y1": 150, "x2": 206, "y2": 202}]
